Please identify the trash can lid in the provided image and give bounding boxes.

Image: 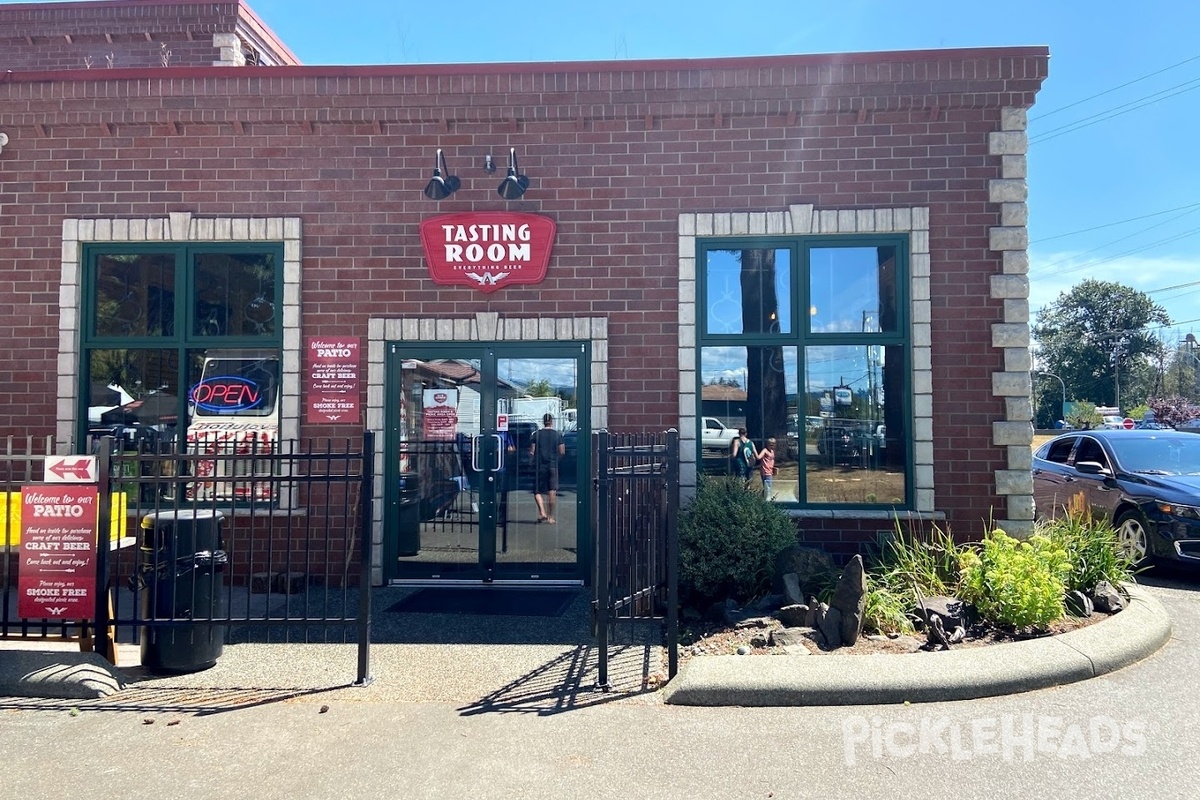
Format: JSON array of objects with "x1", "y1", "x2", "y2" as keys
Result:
[{"x1": 140, "y1": 509, "x2": 226, "y2": 528}]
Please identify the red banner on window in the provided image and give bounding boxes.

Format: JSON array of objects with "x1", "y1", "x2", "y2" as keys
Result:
[
  {"x1": 306, "y1": 337, "x2": 361, "y2": 424},
  {"x1": 18, "y1": 485, "x2": 99, "y2": 619},
  {"x1": 419, "y1": 212, "x2": 556, "y2": 294}
]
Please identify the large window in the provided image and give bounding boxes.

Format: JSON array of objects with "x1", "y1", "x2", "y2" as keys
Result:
[
  {"x1": 697, "y1": 237, "x2": 911, "y2": 508},
  {"x1": 79, "y1": 244, "x2": 283, "y2": 452}
]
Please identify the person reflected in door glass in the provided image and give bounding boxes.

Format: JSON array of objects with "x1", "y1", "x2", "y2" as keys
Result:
[{"x1": 531, "y1": 412, "x2": 565, "y2": 524}]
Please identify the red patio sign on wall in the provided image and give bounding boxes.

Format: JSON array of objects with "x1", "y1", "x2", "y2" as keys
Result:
[{"x1": 419, "y1": 212, "x2": 556, "y2": 294}]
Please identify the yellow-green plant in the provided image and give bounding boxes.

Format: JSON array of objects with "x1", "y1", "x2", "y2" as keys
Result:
[{"x1": 959, "y1": 529, "x2": 1071, "y2": 629}]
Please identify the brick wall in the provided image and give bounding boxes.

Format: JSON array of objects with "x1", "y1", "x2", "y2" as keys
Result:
[
  {"x1": 0, "y1": 47, "x2": 1048, "y2": 537},
  {"x1": 0, "y1": 0, "x2": 298, "y2": 71}
]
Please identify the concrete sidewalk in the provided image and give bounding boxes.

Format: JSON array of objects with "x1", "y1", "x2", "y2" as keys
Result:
[{"x1": 0, "y1": 585, "x2": 1172, "y2": 707}]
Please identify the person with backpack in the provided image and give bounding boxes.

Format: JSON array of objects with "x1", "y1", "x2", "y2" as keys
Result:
[{"x1": 734, "y1": 428, "x2": 758, "y2": 487}]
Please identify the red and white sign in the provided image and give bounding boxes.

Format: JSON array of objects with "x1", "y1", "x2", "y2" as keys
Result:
[
  {"x1": 18, "y1": 485, "x2": 99, "y2": 619},
  {"x1": 306, "y1": 337, "x2": 361, "y2": 424},
  {"x1": 44, "y1": 455, "x2": 97, "y2": 483},
  {"x1": 422, "y1": 388, "x2": 459, "y2": 441},
  {"x1": 497, "y1": 414, "x2": 509, "y2": 432},
  {"x1": 1122, "y1": 417, "x2": 1135, "y2": 430},
  {"x1": 419, "y1": 212, "x2": 556, "y2": 294}
]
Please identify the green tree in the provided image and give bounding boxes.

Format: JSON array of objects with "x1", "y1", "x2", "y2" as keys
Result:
[
  {"x1": 1032, "y1": 280, "x2": 1169, "y2": 426},
  {"x1": 524, "y1": 379, "x2": 555, "y2": 397}
]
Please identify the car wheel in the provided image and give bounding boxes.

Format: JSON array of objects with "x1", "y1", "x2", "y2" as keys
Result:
[{"x1": 1115, "y1": 510, "x2": 1151, "y2": 566}]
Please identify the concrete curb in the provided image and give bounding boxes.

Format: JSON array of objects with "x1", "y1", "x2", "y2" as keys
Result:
[
  {"x1": 0, "y1": 650, "x2": 128, "y2": 700},
  {"x1": 661, "y1": 583, "x2": 1171, "y2": 707}
]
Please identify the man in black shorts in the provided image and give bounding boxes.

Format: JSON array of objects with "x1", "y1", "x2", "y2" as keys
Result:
[{"x1": 530, "y1": 412, "x2": 565, "y2": 523}]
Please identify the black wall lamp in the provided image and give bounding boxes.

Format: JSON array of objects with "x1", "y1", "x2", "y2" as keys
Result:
[
  {"x1": 497, "y1": 147, "x2": 529, "y2": 200},
  {"x1": 423, "y1": 148, "x2": 461, "y2": 200}
]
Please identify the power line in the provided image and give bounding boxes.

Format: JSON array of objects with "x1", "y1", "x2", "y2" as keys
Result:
[
  {"x1": 1030, "y1": 220, "x2": 1200, "y2": 277},
  {"x1": 1030, "y1": 53, "x2": 1200, "y2": 121},
  {"x1": 1030, "y1": 77, "x2": 1200, "y2": 145},
  {"x1": 1031, "y1": 201, "x2": 1200, "y2": 244},
  {"x1": 1146, "y1": 280, "x2": 1200, "y2": 295}
]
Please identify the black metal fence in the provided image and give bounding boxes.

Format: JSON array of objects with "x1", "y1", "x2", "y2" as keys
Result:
[
  {"x1": 591, "y1": 429, "x2": 679, "y2": 687},
  {"x1": 1, "y1": 432, "x2": 374, "y2": 685}
]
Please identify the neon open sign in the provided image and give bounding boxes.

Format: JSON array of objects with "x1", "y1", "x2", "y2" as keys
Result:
[{"x1": 191, "y1": 376, "x2": 265, "y2": 413}]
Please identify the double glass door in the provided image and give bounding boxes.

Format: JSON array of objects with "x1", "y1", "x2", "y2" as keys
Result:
[{"x1": 385, "y1": 342, "x2": 587, "y2": 583}]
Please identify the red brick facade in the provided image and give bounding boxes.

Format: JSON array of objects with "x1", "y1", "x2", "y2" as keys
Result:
[{"x1": 0, "y1": 1, "x2": 1048, "y2": 557}]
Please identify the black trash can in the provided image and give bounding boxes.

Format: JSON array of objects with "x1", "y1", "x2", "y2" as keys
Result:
[
  {"x1": 396, "y1": 472, "x2": 421, "y2": 556},
  {"x1": 136, "y1": 509, "x2": 228, "y2": 673}
]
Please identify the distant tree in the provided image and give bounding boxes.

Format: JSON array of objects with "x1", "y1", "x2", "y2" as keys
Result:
[
  {"x1": 1147, "y1": 396, "x2": 1200, "y2": 428},
  {"x1": 1065, "y1": 401, "x2": 1102, "y2": 431},
  {"x1": 524, "y1": 379, "x2": 555, "y2": 398},
  {"x1": 1032, "y1": 280, "x2": 1169, "y2": 424}
]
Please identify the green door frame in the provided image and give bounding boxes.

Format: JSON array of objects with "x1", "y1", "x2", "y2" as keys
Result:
[{"x1": 383, "y1": 340, "x2": 590, "y2": 583}]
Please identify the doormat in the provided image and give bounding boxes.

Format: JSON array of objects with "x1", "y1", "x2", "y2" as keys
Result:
[{"x1": 385, "y1": 588, "x2": 578, "y2": 617}]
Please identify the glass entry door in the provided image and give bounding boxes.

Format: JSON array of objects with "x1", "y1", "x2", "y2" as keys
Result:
[{"x1": 385, "y1": 342, "x2": 587, "y2": 583}]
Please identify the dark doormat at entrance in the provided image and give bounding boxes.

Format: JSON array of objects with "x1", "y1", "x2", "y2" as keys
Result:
[{"x1": 385, "y1": 588, "x2": 578, "y2": 617}]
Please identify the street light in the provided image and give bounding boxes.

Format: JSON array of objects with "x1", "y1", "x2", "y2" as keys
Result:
[{"x1": 1035, "y1": 370, "x2": 1067, "y2": 423}]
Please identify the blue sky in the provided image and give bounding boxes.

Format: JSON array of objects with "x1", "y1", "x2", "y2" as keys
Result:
[{"x1": 14, "y1": 1, "x2": 1200, "y2": 346}]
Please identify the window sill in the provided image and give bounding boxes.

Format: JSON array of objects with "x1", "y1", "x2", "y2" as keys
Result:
[{"x1": 784, "y1": 508, "x2": 945, "y2": 521}]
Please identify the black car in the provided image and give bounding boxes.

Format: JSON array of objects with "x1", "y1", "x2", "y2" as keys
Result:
[{"x1": 1033, "y1": 429, "x2": 1200, "y2": 568}]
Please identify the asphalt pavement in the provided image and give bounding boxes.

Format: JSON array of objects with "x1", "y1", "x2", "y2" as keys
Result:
[{"x1": 1, "y1": 575, "x2": 1198, "y2": 799}]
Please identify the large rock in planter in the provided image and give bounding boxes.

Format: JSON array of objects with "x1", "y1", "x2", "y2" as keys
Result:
[
  {"x1": 829, "y1": 554, "x2": 868, "y2": 646},
  {"x1": 777, "y1": 604, "x2": 809, "y2": 628},
  {"x1": 774, "y1": 545, "x2": 835, "y2": 598},
  {"x1": 1090, "y1": 581, "x2": 1126, "y2": 613},
  {"x1": 915, "y1": 596, "x2": 967, "y2": 631},
  {"x1": 817, "y1": 605, "x2": 843, "y2": 650}
]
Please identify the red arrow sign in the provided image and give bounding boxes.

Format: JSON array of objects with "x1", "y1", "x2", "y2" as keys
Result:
[{"x1": 45, "y1": 456, "x2": 97, "y2": 483}]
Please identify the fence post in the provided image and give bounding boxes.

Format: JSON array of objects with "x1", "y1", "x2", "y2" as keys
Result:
[
  {"x1": 355, "y1": 430, "x2": 374, "y2": 686},
  {"x1": 664, "y1": 429, "x2": 679, "y2": 678},
  {"x1": 593, "y1": 429, "x2": 611, "y2": 690},
  {"x1": 92, "y1": 436, "x2": 115, "y2": 663}
]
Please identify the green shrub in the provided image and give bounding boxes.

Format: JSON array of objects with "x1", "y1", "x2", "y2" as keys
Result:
[
  {"x1": 679, "y1": 475, "x2": 799, "y2": 606},
  {"x1": 959, "y1": 529, "x2": 1071, "y2": 629},
  {"x1": 1039, "y1": 496, "x2": 1135, "y2": 592}
]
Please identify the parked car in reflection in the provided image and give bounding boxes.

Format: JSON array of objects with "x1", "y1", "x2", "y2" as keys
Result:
[{"x1": 1032, "y1": 429, "x2": 1200, "y2": 568}]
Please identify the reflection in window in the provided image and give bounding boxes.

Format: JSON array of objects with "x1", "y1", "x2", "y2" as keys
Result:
[
  {"x1": 809, "y1": 246, "x2": 898, "y2": 334},
  {"x1": 804, "y1": 345, "x2": 907, "y2": 505},
  {"x1": 93, "y1": 253, "x2": 175, "y2": 337},
  {"x1": 704, "y1": 248, "x2": 791, "y2": 335},
  {"x1": 85, "y1": 348, "x2": 183, "y2": 449},
  {"x1": 193, "y1": 253, "x2": 277, "y2": 337}
]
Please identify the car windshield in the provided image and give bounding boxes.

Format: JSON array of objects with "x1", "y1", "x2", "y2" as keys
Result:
[{"x1": 1112, "y1": 436, "x2": 1200, "y2": 475}]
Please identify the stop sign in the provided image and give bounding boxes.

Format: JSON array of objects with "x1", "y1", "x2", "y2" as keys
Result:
[{"x1": 1122, "y1": 417, "x2": 1135, "y2": 430}]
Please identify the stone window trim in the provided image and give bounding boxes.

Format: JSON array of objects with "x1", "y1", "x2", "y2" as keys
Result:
[
  {"x1": 678, "y1": 204, "x2": 934, "y2": 516},
  {"x1": 365, "y1": 313, "x2": 608, "y2": 586},
  {"x1": 56, "y1": 212, "x2": 303, "y2": 448}
]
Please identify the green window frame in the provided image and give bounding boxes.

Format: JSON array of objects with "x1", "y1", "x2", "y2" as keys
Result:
[
  {"x1": 77, "y1": 242, "x2": 284, "y2": 448},
  {"x1": 696, "y1": 234, "x2": 913, "y2": 509}
]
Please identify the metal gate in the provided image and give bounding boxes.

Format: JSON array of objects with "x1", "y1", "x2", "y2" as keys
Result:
[
  {"x1": 591, "y1": 429, "x2": 679, "y2": 687},
  {"x1": 1, "y1": 432, "x2": 374, "y2": 685}
]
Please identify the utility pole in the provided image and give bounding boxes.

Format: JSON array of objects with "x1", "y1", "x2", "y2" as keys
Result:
[{"x1": 1110, "y1": 337, "x2": 1128, "y2": 411}]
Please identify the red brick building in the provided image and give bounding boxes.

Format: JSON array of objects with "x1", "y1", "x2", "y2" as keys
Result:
[{"x1": 0, "y1": 0, "x2": 1047, "y2": 586}]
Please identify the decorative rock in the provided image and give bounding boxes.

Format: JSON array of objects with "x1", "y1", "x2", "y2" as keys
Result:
[
  {"x1": 749, "y1": 633, "x2": 769, "y2": 648},
  {"x1": 776, "y1": 604, "x2": 809, "y2": 628},
  {"x1": 1065, "y1": 589, "x2": 1094, "y2": 617},
  {"x1": 818, "y1": 606, "x2": 843, "y2": 650},
  {"x1": 754, "y1": 593, "x2": 785, "y2": 611},
  {"x1": 804, "y1": 597, "x2": 820, "y2": 628},
  {"x1": 774, "y1": 545, "x2": 835, "y2": 597},
  {"x1": 916, "y1": 596, "x2": 967, "y2": 631},
  {"x1": 734, "y1": 616, "x2": 773, "y2": 629},
  {"x1": 770, "y1": 627, "x2": 810, "y2": 647},
  {"x1": 1090, "y1": 581, "x2": 1126, "y2": 613},
  {"x1": 782, "y1": 572, "x2": 805, "y2": 606},
  {"x1": 736, "y1": 645, "x2": 751, "y2": 655},
  {"x1": 830, "y1": 555, "x2": 868, "y2": 646}
]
